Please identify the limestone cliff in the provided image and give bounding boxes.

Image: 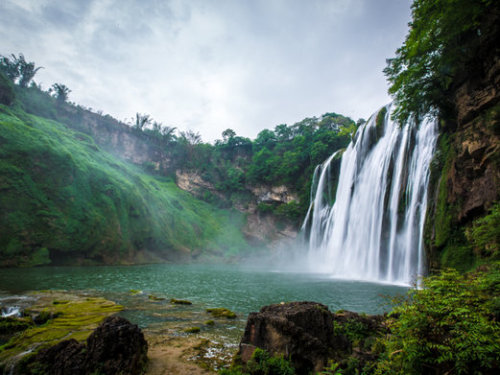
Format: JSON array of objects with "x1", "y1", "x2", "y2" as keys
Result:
[
  {"x1": 174, "y1": 170, "x2": 300, "y2": 248},
  {"x1": 426, "y1": 16, "x2": 500, "y2": 271},
  {"x1": 60, "y1": 105, "x2": 169, "y2": 171}
]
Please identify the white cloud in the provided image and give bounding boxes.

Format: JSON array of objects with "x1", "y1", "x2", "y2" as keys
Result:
[{"x1": 0, "y1": 0, "x2": 412, "y2": 141}]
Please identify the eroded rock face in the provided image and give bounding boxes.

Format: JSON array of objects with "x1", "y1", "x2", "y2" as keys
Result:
[
  {"x1": 27, "y1": 316, "x2": 148, "y2": 375},
  {"x1": 239, "y1": 302, "x2": 341, "y2": 373},
  {"x1": 86, "y1": 316, "x2": 148, "y2": 375},
  {"x1": 447, "y1": 47, "x2": 500, "y2": 222}
]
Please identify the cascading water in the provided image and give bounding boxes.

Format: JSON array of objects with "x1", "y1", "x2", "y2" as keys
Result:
[{"x1": 303, "y1": 103, "x2": 437, "y2": 285}]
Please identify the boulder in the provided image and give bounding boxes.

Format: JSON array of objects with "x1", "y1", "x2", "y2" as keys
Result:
[
  {"x1": 30, "y1": 339, "x2": 86, "y2": 375},
  {"x1": 86, "y1": 316, "x2": 148, "y2": 375},
  {"x1": 27, "y1": 316, "x2": 148, "y2": 375},
  {"x1": 239, "y1": 301, "x2": 342, "y2": 373}
]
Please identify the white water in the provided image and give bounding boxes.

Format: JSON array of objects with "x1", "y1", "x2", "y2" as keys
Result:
[{"x1": 303, "y1": 103, "x2": 437, "y2": 285}]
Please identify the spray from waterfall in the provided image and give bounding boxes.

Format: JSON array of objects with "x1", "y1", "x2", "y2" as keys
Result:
[{"x1": 302, "y1": 103, "x2": 437, "y2": 285}]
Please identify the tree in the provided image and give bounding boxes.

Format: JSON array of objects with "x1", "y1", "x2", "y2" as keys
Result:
[
  {"x1": 50, "y1": 83, "x2": 71, "y2": 103},
  {"x1": 160, "y1": 126, "x2": 176, "y2": 144},
  {"x1": 0, "y1": 53, "x2": 43, "y2": 87},
  {"x1": 133, "y1": 113, "x2": 152, "y2": 131},
  {"x1": 384, "y1": 0, "x2": 497, "y2": 124},
  {"x1": 0, "y1": 54, "x2": 20, "y2": 82},
  {"x1": 14, "y1": 54, "x2": 43, "y2": 88},
  {"x1": 179, "y1": 129, "x2": 202, "y2": 145},
  {"x1": 222, "y1": 128, "x2": 236, "y2": 142}
]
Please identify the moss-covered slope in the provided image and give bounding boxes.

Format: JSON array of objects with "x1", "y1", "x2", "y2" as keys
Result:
[{"x1": 0, "y1": 105, "x2": 250, "y2": 266}]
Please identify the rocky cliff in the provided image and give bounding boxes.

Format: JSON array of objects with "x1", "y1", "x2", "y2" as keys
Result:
[
  {"x1": 426, "y1": 13, "x2": 500, "y2": 271},
  {"x1": 62, "y1": 105, "x2": 169, "y2": 171},
  {"x1": 175, "y1": 170, "x2": 300, "y2": 249}
]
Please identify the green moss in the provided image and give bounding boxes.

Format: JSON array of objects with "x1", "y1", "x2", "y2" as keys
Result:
[
  {"x1": 204, "y1": 320, "x2": 215, "y2": 326},
  {"x1": 375, "y1": 106, "x2": 387, "y2": 139},
  {"x1": 433, "y1": 135, "x2": 454, "y2": 249},
  {"x1": 148, "y1": 295, "x2": 165, "y2": 301},
  {"x1": 440, "y1": 244, "x2": 475, "y2": 272},
  {"x1": 0, "y1": 317, "x2": 32, "y2": 335},
  {"x1": 466, "y1": 202, "x2": 500, "y2": 260},
  {"x1": 170, "y1": 298, "x2": 192, "y2": 305},
  {"x1": 0, "y1": 292, "x2": 122, "y2": 367},
  {"x1": 206, "y1": 308, "x2": 236, "y2": 319},
  {"x1": 184, "y1": 326, "x2": 201, "y2": 334}
]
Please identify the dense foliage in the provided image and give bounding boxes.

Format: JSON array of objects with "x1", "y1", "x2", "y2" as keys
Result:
[
  {"x1": 2, "y1": 53, "x2": 357, "y2": 225},
  {"x1": 376, "y1": 266, "x2": 500, "y2": 374},
  {"x1": 384, "y1": 0, "x2": 496, "y2": 123},
  {"x1": 0, "y1": 104, "x2": 250, "y2": 266},
  {"x1": 169, "y1": 115, "x2": 356, "y2": 220}
]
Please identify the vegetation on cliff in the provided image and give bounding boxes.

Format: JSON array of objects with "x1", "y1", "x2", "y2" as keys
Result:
[
  {"x1": 384, "y1": 0, "x2": 500, "y2": 271},
  {"x1": 384, "y1": 0, "x2": 496, "y2": 124},
  {"x1": 0, "y1": 96, "x2": 250, "y2": 266}
]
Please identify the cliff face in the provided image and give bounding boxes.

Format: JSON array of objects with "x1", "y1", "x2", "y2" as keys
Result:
[
  {"x1": 174, "y1": 170, "x2": 300, "y2": 248},
  {"x1": 426, "y1": 23, "x2": 500, "y2": 271},
  {"x1": 60, "y1": 105, "x2": 169, "y2": 172}
]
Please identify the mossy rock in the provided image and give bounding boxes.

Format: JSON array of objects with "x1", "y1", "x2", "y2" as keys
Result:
[
  {"x1": 148, "y1": 294, "x2": 165, "y2": 301},
  {"x1": 0, "y1": 291, "x2": 122, "y2": 368},
  {"x1": 184, "y1": 326, "x2": 201, "y2": 334},
  {"x1": 170, "y1": 298, "x2": 192, "y2": 305},
  {"x1": 204, "y1": 320, "x2": 215, "y2": 326},
  {"x1": 206, "y1": 308, "x2": 236, "y2": 319},
  {"x1": 129, "y1": 289, "x2": 142, "y2": 295},
  {"x1": 0, "y1": 317, "x2": 31, "y2": 334},
  {"x1": 375, "y1": 106, "x2": 387, "y2": 139}
]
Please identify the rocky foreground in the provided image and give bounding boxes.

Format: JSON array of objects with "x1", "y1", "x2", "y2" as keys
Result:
[{"x1": 1, "y1": 292, "x2": 384, "y2": 375}]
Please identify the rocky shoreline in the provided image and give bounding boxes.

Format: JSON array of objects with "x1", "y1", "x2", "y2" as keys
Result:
[{"x1": 1, "y1": 292, "x2": 389, "y2": 375}]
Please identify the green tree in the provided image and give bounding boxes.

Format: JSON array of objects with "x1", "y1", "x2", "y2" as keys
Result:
[
  {"x1": 0, "y1": 54, "x2": 20, "y2": 82},
  {"x1": 384, "y1": 0, "x2": 497, "y2": 123},
  {"x1": 222, "y1": 128, "x2": 236, "y2": 142},
  {"x1": 15, "y1": 54, "x2": 43, "y2": 88},
  {"x1": 133, "y1": 113, "x2": 152, "y2": 131},
  {"x1": 50, "y1": 83, "x2": 71, "y2": 103}
]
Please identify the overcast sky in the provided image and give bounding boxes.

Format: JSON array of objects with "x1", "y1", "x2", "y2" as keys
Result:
[{"x1": 0, "y1": 0, "x2": 412, "y2": 142}]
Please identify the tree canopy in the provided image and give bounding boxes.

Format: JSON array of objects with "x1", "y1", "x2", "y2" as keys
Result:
[{"x1": 384, "y1": 0, "x2": 497, "y2": 124}]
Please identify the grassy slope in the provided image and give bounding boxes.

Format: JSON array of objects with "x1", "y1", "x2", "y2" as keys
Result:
[{"x1": 0, "y1": 104, "x2": 250, "y2": 266}]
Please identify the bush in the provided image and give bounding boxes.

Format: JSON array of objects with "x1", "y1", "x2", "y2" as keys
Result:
[
  {"x1": 220, "y1": 348, "x2": 295, "y2": 375},
  {"x1": 376, "y1": 266, "x2": 500, "y2": 374}
]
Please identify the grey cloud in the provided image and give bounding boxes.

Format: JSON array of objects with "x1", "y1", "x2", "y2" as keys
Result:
[{"x1": 0, "y1": 0, "x2": 412, "y2": 142}]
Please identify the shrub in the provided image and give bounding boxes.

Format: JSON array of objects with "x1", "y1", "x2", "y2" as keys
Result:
[{"x1": 376, "y1": 266, "x2": 500, "y2": 374}]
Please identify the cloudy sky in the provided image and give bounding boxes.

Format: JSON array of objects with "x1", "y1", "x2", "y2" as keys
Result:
[{"x1": 0, "y1": 0, "x2": 412, "y2": 142}]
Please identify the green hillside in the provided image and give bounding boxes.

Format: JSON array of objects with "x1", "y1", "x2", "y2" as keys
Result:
[{"x1": 0, "y1": 104, "x2": 249, "y2": 267}]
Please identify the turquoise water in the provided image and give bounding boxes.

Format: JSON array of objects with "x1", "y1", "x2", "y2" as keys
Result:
[{"x1": 0, "y1": 264, "x2": 407, "y2": 324}]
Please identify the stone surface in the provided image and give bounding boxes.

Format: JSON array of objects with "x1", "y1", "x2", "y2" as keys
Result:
[
  {"x1": 28, "y1": 316, "x2": 148, "y2": 375},
  {"x1": 238, "y1": 301, "x2": 339, "y2": 373},
  {"x1": 86, "y1": 316, "x2": 148, "y2": 375},
  {"x1": 31, "y1": 339, "x2": 86, "y2": 375}
]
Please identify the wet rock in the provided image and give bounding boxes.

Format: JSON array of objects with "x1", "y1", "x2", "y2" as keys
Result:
[
  {"x1": 238, "y1": 301, "x2": 340, "y2": 373},
  {"x1": 86, "y1": 316, "x2": 148, "y2": 375},
  {"x1": 30, "y1": 339, "x2": 86, "y2": 375},
  {"x1": 25, "y1": 316, "x2": 148, "y2": 375}
]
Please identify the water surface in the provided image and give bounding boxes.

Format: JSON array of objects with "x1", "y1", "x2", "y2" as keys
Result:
[{"x1": 0, "y1": 263, "x2": 407, "y2": 324}]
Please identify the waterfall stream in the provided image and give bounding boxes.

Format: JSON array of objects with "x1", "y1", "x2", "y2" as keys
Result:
[{"x1": 303, "y1": 103, "x2": 437, "y2": 285}]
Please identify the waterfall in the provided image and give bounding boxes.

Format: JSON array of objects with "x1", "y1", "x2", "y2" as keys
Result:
[{"x1": 303, "y1": 103, "x2": 437, "y2": 285}]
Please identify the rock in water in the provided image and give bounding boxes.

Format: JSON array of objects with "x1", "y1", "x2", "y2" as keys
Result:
[
  {"x1": 86, "y1": 316, "x2": 148, "y2": 375},
  {"x1": 27, "y1": 316, "x2": 148, "y2": 375},
  {"x1": 239, "y1": 301, "x2": 340, "y2": 373}
]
